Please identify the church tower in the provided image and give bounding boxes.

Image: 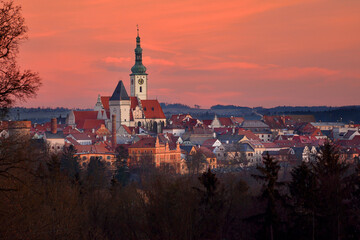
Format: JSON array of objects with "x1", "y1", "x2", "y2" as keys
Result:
[
  {"x1": 109, "y1": 80, "x2": 131, "y2": 130},
  {"x1": 130, "y1": 26, "x2": 148, "y2": 100}
]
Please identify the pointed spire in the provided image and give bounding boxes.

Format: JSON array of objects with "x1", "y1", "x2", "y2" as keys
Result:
[
  {"x1": 110, "y1": 80, "x2": 130, "y2": 101},
  {"x1": 131, "y1": 25, "x2": 147, "y2": 75}
]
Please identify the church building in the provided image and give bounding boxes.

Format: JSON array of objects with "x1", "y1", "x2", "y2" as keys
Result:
[{"x1": 67, "y1": 29, "x2": 166, "y2": 134}]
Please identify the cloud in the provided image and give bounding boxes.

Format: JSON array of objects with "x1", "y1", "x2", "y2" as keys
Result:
[{"x1": 103, "y1": 57, "x2": 131, "y2": 64}]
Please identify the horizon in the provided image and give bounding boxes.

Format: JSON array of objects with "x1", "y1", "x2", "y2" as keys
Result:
[
  {"x1": 16, "y1": 0, "x2": 360, "y2": 109},
  {"x1": 10, "y1": 104, "x2": 360, "y2": 110}
]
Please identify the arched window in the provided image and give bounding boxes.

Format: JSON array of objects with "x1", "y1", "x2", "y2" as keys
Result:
[{"x1": 140, "y1": 86, "x2": 142, "y2": 92}]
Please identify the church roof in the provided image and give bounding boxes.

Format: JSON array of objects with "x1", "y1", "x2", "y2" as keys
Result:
[
  {"x1": 100, "y1": 96, "x2": 110, "y2": 111},
  {"x1": 73, "y1": 111, "x2": 98, "y2": 129},
  {"x1": 110, "y1": 80, "x2": 130, "y2": 101},
  {"x1": 141, "y1": 100, "x2": 166, "y2": 119}
]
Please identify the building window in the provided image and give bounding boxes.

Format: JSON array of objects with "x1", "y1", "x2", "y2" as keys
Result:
[
  {"x1": 131, "y1": 79, "x2": 133, "y2": 85},
  {"x1": 140, "y1": 86, "x2": 142, "y2": 92},
  {"x1": 107, "y1": 156, "x2": 111, "y2": 160},
  {"x1": 151, "y1": 107, "x2": 154, "y2": 111}
]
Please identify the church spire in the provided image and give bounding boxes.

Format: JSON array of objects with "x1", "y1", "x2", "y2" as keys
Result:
[{"x1": 131, "y1": 25, "x2": 147, "y2": 75}]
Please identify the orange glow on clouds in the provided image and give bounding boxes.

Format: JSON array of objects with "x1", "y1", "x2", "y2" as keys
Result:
[{"x1": 16, "y1": 0, "x2": 360, "y2": 108}]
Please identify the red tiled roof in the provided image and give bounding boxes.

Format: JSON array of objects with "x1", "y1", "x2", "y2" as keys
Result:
[
  {"x1": 202, "y1": 139, "x2": 217, "y2": 148},
  {"x1": 202, "y1": 120, "x2": 212, "y2": 126},
  {"x1": 65, "y1": 137, "x2": 80, "y2": 146},
  {"x1": 230, "y1": 116, "x2": 244, "y2": 125},
  {"x1": 238, "y1": 128, "x2": 261, "y2": 141},
  {"x1": 63, "y1": 126, "x2": 81, "y2": 135},
  {"x1": 69, "y1": 132, "x2": 92, "y2": 141},
  {"x1": 129, "y1": 137, "x2": 156, "y2": 148},
  {"x1": 130, "y1": 96, "x2": 139, "y2": 109},
  {"x1": 214, "y1": 127, "x2": 232, "y2": 135},
  {"x1": 141, "y1": 100, "x2": 166, "y2": 119},
  {"x1": 74, "y1": 111, "x2": 98, "y2": 129},
  {"x1": 101, "y1": 96, "x2": 110, "y2": 111},
  {"x1": 170, "y1": 114, "x2": 189, "y2": 122},
  {"x1": 82, "y1": 119, "x2": 105, "y2": 130},
  {"x1": 121, "y1": 125, "x2": 132, "y2": 134},
  {"x1": 197, "y1": 146, "x2": 216, "y2": 158},
  {"x1": 75, "y1": 142, "x2": 114, "y2": 154},
  {"x1": 33, "y1": 122, "x2": 51, "y2": 132},
  {"x1": 219, "y1": 117, "x2": 233, "y2": 127},
  {"x1": 158, "y1": 133, "x2": 178, "y2": 150},
  {"x1": 0, "y1": 121, "x2": 9, "y2": 131},
  {"x1": 263, "y1": 142, "x2": 279, "y2": 148}
]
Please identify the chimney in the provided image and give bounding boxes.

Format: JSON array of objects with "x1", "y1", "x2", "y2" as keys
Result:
[
  {"x1": 51, "y1": 118, "x2": 57, "y2": 134},
  {"x1": 112, "y1": 114, "x2": 116, "y2": 150}
]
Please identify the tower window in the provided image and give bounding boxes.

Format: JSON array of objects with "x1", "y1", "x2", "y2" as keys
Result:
[
  {"x1": 131, "y1": 79, "x2": 133, "y2": 85},
  {"x1": 140, "y1": 86, "x2": 142, "y2": 92}
]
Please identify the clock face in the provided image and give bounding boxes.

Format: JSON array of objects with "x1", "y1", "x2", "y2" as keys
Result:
[{"x1": 138, "y1": 77, "x2": 144, "y2": 85}]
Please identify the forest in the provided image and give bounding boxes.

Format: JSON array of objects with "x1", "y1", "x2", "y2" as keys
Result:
[{"x1": 1, "y1": 136, "x2": 360, "y2": 240}]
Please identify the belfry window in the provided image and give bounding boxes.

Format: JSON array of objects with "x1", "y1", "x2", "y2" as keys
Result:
[{"x1": 140, "y1": 86, "x2": 142, "y2": 92}]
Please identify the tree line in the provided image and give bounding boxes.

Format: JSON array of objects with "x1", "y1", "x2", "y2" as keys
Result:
[{"x1": 1, "y1": 136, "x2": 360, "y2": 240}]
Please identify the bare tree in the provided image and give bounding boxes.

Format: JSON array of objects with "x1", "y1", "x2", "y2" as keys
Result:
[{"x1": 0, "y1": 1, "x2": 41, "y2": 115}]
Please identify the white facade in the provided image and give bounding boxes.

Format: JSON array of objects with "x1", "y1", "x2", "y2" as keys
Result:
[{"x1": 130, "y1": 74, "x2": 147, "y2": 100}]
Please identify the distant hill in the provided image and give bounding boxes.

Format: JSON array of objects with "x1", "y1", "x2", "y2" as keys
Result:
[{"x1": 3, "y1": 105, "x2": 360, "y2": 124}]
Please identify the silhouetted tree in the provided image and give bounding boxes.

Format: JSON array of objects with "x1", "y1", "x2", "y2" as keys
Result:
[
  {"x1": 85, "y1": 157, "x2": 107, "y2": 189},
  {"x1": 187, "y1": 150, "x2": 207, "y2": 174},
  {"x1": 0, "y1": 1, "x2": 41, "y2": 116},
  {"x1": 288, "y1": 161, "x2": 316, "y2": 240},
  {"x1": 312, "y1": 142, "x2": 350, "y2": 240},
  {"x1": 195, "y1": 168, "x2": 225, "y2": 239},
  {"x1": 60, "y1": 145, "x2": 80, "y2": 182},
  {"x1": 252, "y1": 152, "x2": 284, "y2": 240}
]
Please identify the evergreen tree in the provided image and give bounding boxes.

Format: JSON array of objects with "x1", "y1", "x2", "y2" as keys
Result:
[
  {"x1": 195, "y1": 168, "x2": 224, "y2": 239},
  {"x1": 113, "y1": 145, "x2": 130, "y2": 186},
  {"x1": 288, "y1": 161, "x2": 316, "y2": 240},
  {"x1": 312, "y1": 142, "x2": 349, "y2": 240},
  {"x1": 60, "y1": 145, "x2": 80, "y2": 182},
  {"x1": 252, "y1": 152, "x2": 283, "y2": 240},
  {"x1": 85, "y1": 157, "x2": 108, "y2": 189}
]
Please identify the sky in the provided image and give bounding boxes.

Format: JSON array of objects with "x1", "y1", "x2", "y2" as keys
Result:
[{"x1": 16, "y1": 0, "x2": 360, "y2": 109}]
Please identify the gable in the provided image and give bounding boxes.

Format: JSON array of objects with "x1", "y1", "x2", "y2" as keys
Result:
[{"x1": 101, "y1": 96, "x2": 110, "y2": 111}]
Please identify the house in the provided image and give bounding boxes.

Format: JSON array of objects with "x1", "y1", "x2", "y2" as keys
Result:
[
  {"x1": 189, "y1": 146, "x2": 217, "y2": 170},
  {"x1": 128, "y1": 136, "x2": 184, "y2": 174},
  {"x1": 44, "y1": 118, "x2": 65, "y2": 153},
  {"x1": 262, "y1": 148, "x2": 297, "y2": 162},
  {"x1": 74, "y1": 142, "x2": 116, "y2": 169}
]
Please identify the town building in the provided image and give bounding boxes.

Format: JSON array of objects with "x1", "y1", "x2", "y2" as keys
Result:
[{"x1": 67, "y1": 29, "x2": 166, "y2": 135}]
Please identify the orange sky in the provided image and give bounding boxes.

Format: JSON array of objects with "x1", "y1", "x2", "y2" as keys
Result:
[{"x1": 16, "y1": 0, "x2": 360, "y2": 108}]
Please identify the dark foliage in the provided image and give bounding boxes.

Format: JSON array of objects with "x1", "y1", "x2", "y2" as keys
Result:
[{"x1": 0, "y1": 1, "x2": 41, "y2": 116}]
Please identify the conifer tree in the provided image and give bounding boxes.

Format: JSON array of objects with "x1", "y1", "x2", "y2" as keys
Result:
[
  {"x1": 312, "y1": 142, "x2": 349, "y2": 240},
  {"x1": 252, "y1": 152, "x2": 283, "y2": 240},
  {"x1": 288, "y1": 161, "x2": 316, "y2": 240},
  {"x1": 60, "y1": 145, "x2": 80, "y2": 182}
]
